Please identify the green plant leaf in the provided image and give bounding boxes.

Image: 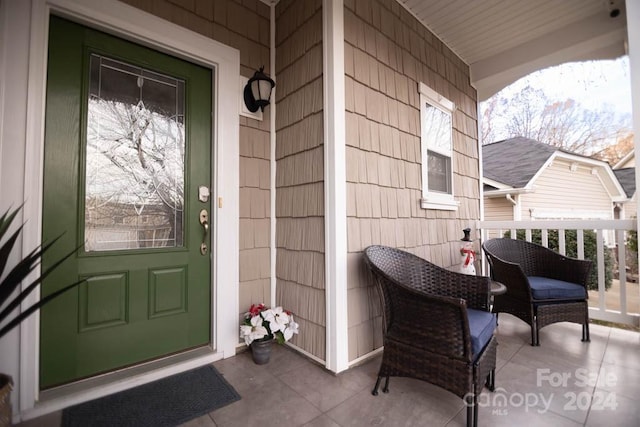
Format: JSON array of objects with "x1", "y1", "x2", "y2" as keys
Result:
[
  {"x1": 0, "y1": 238, "x2": 60, "y2": 306},
  {"x1": 0, "y1": 277, "x2": 86, "y2": 340},
  {"x1": 0, "y1": 225, "x2": 24, "y2": 279},
  {"x1": 0, "y1": 207, "x2": 22, "y2": 241},
  {"x1": 0, "y1": 241, "x2": 78, "y2": 322},
  {"x1": 0, "y1": 207, "x2": 83, "y2": 341}
]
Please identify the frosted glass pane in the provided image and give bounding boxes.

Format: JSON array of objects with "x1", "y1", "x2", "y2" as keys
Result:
[{"x1": 84, "y1": 54, "x2": 185, "y2": 251}]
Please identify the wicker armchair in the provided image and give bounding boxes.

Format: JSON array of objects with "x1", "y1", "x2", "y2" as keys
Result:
[
  {"x1": 364, "y1": 245, "x2": 497, "y2": 427},
  {"x1": 482, "y1": 238, "x2": 591, "y2": 346}
]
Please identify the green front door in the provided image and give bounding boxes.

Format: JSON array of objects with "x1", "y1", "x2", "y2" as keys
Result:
[{"x1": 40, "y1": 16, "x2": 212, "y2": 389}]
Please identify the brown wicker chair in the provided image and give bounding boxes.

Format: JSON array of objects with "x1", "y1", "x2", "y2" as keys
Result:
[
  {"x1": 482, "y1": 238, "x2": 591, "y2": 346},
  {"x1": 364, "y1": 245, "x2": 497, "y2": 427}
]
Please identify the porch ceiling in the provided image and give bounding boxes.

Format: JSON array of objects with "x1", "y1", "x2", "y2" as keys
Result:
[{"x1": 398, "y1": 0, "x2": 629, "y2": 101}]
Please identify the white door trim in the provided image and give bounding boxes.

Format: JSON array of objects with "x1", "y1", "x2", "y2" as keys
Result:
[{"x1": 3, "y1": 0, "x2": 239, "y2": 419}]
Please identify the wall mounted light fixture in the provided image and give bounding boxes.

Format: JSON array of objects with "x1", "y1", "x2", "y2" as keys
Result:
[{"x1": 243, "y1": 66, "x2": 275, "y2": 113}]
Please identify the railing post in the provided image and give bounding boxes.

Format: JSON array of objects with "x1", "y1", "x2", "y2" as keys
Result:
[
  {"x1": 597, "y1": 230, "x2": 605, "y2": 311},
  {"x1": 577, "y1": 230, "x2": 584, "y2": 259},
  {"x1": 617, "y1": 229, "x2": 628, "y2": 316}
]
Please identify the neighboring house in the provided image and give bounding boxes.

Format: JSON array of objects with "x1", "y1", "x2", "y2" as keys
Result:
[
  {"x1": 0, "y1": 0, "x2": 636, "y2": 422},
  {"x1": 612, "y1": 151, "x2": 638, "y2": 275},
  {"x1": 483, "y1": 137, "x2": 627, "y2": 240},
  {"x1": 613, "y1": 150, "x2": 637, "y2": 220}
]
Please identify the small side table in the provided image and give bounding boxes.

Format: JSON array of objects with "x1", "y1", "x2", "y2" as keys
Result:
[
  {"x1": 489, "y1": 280, "x2": 506, "y2": 311},
  {"x1": 490, "y1": 280, "x2": 507, "y2": 296}
]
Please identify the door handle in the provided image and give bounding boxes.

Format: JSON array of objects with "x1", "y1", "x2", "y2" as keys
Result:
[{"x1": 199, "y1": 209, "x2": 208, "y2": 255}]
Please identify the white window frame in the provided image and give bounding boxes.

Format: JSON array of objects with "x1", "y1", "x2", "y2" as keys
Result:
[{"x1": 418, "y1": 82, "x2": 459, "y2": 211}]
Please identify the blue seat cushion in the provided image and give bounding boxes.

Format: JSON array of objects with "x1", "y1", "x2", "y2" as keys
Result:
[
  {"x1": 528, "y1": 276, "x2": 587, "y2": 300},
  {"x1": 466, "y1": 308, "x2": 497, "y2": 357}
]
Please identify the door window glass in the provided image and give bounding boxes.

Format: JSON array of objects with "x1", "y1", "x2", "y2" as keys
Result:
[{"x1": 85, "y1": 54, "x2": 185, "y2": 251}]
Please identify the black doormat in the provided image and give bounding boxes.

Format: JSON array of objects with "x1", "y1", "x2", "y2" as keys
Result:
[{"x1": 61, "y1": 365, "x2": 240, "y2": 427}]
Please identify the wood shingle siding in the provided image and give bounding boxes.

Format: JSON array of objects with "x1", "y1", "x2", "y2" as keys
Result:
[
  {"x1": 275, "y1": 0, "x2": 325, "y2": 360},
  {"x1": 345, "y1": 0, "x2": 480, "y2": 362}
]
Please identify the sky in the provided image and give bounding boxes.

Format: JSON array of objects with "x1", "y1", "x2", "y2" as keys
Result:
[
  {"x1": 481, "y1": 56, "x2": 632, "y2": 141},
  {"x1": 519, "y1": 56, "x2": 631, "y2": 115}
]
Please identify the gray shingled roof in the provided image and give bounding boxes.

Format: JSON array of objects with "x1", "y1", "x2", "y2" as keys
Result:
[
  {"x1": 613, "y1": 168, "x2": 636, "y2": 197},
  {"x1": 483, "y1": 137, "x2": 557, "y2": 188}
]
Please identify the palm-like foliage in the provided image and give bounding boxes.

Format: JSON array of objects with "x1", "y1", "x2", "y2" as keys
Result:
[{"x1": 0, "y1": 208, "x2": 84, "y2": 339}]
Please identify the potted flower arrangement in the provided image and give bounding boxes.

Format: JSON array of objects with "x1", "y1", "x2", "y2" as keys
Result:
[{"x1": 240, "y1": 303, "x2": 299, "y2": 364}]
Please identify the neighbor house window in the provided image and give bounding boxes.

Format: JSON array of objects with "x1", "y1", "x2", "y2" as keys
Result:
[{"x1": 418, "y1": 82, "x2": 458, "y2": 210}]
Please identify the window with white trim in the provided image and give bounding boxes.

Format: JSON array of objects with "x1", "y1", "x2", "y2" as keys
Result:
[{"x1": 418, "y1": 82, "x2": 458, "y2": 211}]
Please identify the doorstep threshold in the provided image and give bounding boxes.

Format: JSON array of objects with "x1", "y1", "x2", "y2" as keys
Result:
[{"x1": 24, "y1": 346, "x2": 220, "y2": 421}]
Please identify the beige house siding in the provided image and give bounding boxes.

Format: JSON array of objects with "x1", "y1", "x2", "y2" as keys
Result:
[
  {"x1": 344, "y1": 0, "x2": 480, "y2": 361},
  {"x1": 484, "y1": 196, "x2": 514, "y2": 221},
  {"x1": 625, "y1": 198, "x2": 637, "y2": 220},
  {"x1": 275, "y1": 0, "x2": 325, "y2": 359},
  {"x1": 520, "y1": 160, "x2": 613, "y2": 220},
  {"x1": 119, "y1": 0, "x2": 273, "y2": 327},
  {"x1": 483, "y1": 196, "x2": 514, "y2": 239}
]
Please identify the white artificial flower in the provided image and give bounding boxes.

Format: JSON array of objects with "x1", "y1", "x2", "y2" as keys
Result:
[
  {"x1": 266, "y1": 306, "x2": 290, "y2": 334},
  {"x1": 250, "y1": 315, "x2": 263, "y2": 327},
  {"x1": 240, "y1": 315, "x2": 269, "y2": 345},
  {"x1": 248, "y1": 325, "x2": 268, "y2": 344},
  {"x1": 240, "y1": 325, "x2": 253, "y2": 344},
  {"x1": 241, "y1": 305, "x2": 300, "y2": 345},
  {"x1": 260, "y1": 308, "x2": 274, "y2": 322},
  {"x1": 283, "y1": 316, "x2": 299, "y2": 341}
]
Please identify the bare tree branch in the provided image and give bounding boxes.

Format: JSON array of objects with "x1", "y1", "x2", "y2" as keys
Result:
[{"x1": 480, "y1": 85, "x2": 631, "y2": 157}]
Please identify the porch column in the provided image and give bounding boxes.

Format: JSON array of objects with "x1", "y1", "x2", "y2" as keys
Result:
[
  {"x1": 629, "y1": 0, "x2": 640, "y2": 287},
  {"x1": 323, "y1": 0, "x2": 349, "y2": 373}
]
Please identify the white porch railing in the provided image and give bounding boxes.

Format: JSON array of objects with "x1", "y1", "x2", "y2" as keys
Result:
[{"x1": 478, "y1": 219, "x2": 640, "y2": 327}]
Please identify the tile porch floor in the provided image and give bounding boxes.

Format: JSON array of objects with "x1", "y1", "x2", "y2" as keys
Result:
[{"x1": 19, "y1": 314, "x2": 640, "y2": 426}]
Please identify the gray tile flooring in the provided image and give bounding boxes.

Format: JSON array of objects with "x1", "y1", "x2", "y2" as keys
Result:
[{"x1": 18, "y1": 314, "x2": 640, "y2": 426}]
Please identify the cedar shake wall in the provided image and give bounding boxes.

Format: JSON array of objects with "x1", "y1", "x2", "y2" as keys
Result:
[
  {"x1": 344, "y1": 0, "x2": 480, "y2": 361},
  {"x1": 118, "y1": 0, "x2": 272, "y2": 326},
  {"x1": 275, "y1": 0, "x2": 325, "y2": 359}
]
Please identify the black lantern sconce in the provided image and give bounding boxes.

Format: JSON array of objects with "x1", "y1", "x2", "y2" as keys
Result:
[{"x1": 243, "y1": 66, "x2": 275, "y2": 113}]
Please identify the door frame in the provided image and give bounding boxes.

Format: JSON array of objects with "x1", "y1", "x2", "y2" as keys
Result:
[{"x1": 3, "y1": 0, "x2": 240, "y2": 418}]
